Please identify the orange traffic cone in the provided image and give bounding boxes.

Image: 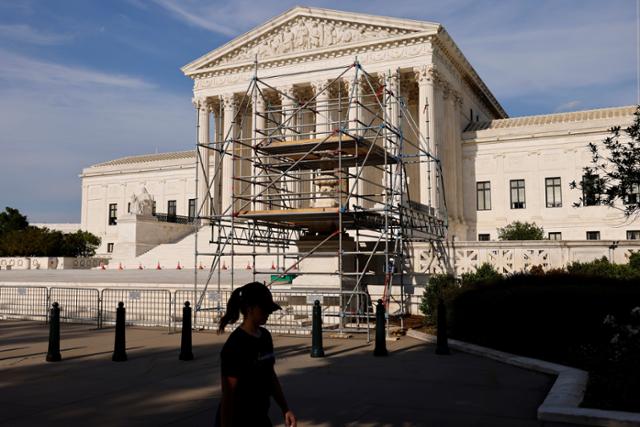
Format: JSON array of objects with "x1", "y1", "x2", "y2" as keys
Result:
[
  {"x1": 198, "y1": 262, "x2": 204, "y2": 270},
  {"x1": 156, "y1": 261, "x2": 162, "y2": 270},
  {"x1": 222, "y1": 261, "x2": 228, "y2": 270},
  {"x1": 138, "y1": 263, "x2": 143, "y2": 270},
  {"x1": 176, "y1": 261, "x2": 182, "y2": 270},
  {"x1": 271, "y1": 261, "x2": 276, "y2": 270},
  {"x1": 118, "y1": 263, "x2": 124, "y2": 270},
  {"x1": 100, "y1": 262, "x2": 106, "y2": 270},
  {"x1": 245, "y1": 261, "x2": 252, "y2": 270}
]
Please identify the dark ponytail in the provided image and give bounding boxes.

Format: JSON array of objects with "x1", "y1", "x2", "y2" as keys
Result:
[{"x1": 218, "y1": 287, "x2": 243, "y2": 334}]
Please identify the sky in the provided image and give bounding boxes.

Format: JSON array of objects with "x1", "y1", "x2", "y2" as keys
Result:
[{"x1": 0, "y1": 0, "x2": 637, "y2": 223}]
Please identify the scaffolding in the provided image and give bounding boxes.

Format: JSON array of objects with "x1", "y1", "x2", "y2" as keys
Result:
[{"x1": 193, "y1": 59, "x2": 448, "y2": 331}]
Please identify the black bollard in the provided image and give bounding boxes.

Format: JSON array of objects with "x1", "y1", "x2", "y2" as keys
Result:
[
  {"x1": 435, "y1": 298, "x2": 450, "y2": 355},
  {"x1": 373, "y1": 299, "x2": 388, "y2": 357},
  {"x1": 179, "y1": 301, "x2": 194, "y2": 361},
  {"x1": 112, "y1": 302, "x2": 128, "y2": 362},
  {"x1": 311, "y1": 300, "x2": 325, "y2": 358},
  {"x1": 46, "y1": 302, "x2": 62, "y2": 362}
]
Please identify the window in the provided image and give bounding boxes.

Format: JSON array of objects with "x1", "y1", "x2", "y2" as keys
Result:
[
  {"x1": 108, "y1": 203, "x2": 117, "y2": 225},
  {"x1": 510, "y1": 179, "x2": 526, "y2": 209},
  {"x1": 627, "y1": 230, "x2": 640, "y2": 240},
  {"x1": 167, "y1": 200, "x2": 177, "y2": 222},
  {"x1": 152, "y1": 201, "x2": 157, "y2": 216},
  {"x1": 127, "y1": 202, "x2": 131, "y2": 213},
  {"x1": 586, "y1": 231, "x2": 600, "y2": 240},
  {"x1": 626, "y1": 183, "x2": 640, "y2": 205},
  {"x1": 545, "y1": 177, "x2": 562, "y2": 208},
  {"x1": 107, "y1": 243, "x2": 114, "y2": 253},
  {"x1": 548, "y1": 232, "x2": 562, "y2": 240},
  {"x1": 478, "y1": 233, "x2": 490, "y2": 241},
  {"x1": 582, "y1": 173, "x2": 598, "y2": 206},
  {"x1": 476, "y1": 181, "x2": 491, "y2": 211},
  {"x1": 188, "y1": 198, "x2": 196, "y2": 222}
]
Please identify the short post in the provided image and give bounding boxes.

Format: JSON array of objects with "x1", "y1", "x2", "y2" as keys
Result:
[
  {"x1": 179, "y1": 301, "x2": 194, "y2": 361},
  {"x1": 46, "y1": 302, "x2": 62, "y2": 362},
  {"x1": 311, "y1": 300, "x2": 325, "y2": 358},
  {"x1": 112, "y1": 302, "x2": 127, "y2": 362},
  {"x1": 373, "y1": 299, "x2": 388, "y2": 357},
  {"x1": 435, "y1": 298, "x2": 450, "y2": 355}
]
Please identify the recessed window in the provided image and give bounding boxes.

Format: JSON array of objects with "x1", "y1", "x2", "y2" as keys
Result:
[
  {"x1": 152, "y1": 201, "x2": 157, "y2": 216},
  {"x1": 108, "y1": 203, "x2": 117, "y2": 226},
  {"x1": 586, "y1": 231, "x2": 600, "y2": 240},
  {"x1": 476, "y1": 181, "x2": 491, "y2": 211},
  {"x1": 582, "y1": 173, "x2": 599, "y2": 206},
  {"x1": 478, "y1": 233, "x2": 490, "y2": 241},
  {"x1": 127, "y1": 202, "x2": 131, "y2": 213},
  {"x1": 625, "y1": 183, "x2": 640, "y2": 205},
  {"x1": 188, "y1": 198, "x2": 196, "y2": 222},
  {"x1": 167, "y1": 200, "x2": 177, "y2": 222},
  {"x1": 548, "y1": 232, "x2": 562, "y2": 240},
  {"x1": 510, "y1": 179, "x2": 526, "y2": 209},
  {"x1": 627, "y1": 230, "x2": 640, "y2": 240},
  {"x1": 545, "y1": 177, "x2": 562, "y2": 208},
  {"x1": 107, "y1": 243, "x2": 114, "y2": 253}
]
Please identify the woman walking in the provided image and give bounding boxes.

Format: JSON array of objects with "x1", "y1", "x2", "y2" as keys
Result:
[{"x1": 216, "y1": 282, "x2": 297, "y2": 427}]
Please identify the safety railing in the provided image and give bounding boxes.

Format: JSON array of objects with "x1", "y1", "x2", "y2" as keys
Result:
[
  {"x1": 0, "y1": 285, "x2": 373, "y2": 335},
  {"x1": 49, "y1": 287, "x2": 100, "y2": 325},
  {"x1": 0, "y1": 285, "x2": 49, "y2": 321},
  {"x1": 100, "y1": 289, "x2": 172, "y2": 330}
]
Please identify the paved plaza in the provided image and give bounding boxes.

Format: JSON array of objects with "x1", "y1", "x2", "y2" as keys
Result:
[{"x1": 0, "y1": 320, "x2": 553, "y2": 426}]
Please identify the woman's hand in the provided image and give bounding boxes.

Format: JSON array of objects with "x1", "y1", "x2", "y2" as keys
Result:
[{"x1": 284, "y1": 410, "x2": 297, "y2": 427}]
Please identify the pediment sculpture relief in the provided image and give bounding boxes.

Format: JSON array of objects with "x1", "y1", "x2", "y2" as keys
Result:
[{"x1": 208, "y1": 17, "x2": 411, "y2": 68}]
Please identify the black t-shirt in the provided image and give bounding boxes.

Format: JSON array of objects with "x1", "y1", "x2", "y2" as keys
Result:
[{"x1": 218, "y1": 326, "x2": 275, "y2": 426}]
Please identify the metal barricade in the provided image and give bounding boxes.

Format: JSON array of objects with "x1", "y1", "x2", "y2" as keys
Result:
[
  {"x1": 0, "y1": 285, "x2": 48, "y2": 321},
  {"x1": 174, "y1": 289, "x2": 231, "y2": 331},
  {"x1": 100, "y1": 288, "x2": 172, "y2": 330},
  {"x1": 49, "y1": 287, "x2": 100, "y2": 326}
]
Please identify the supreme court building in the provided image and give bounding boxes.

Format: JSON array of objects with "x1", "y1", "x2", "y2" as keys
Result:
[{"x1": 80, "y1": 7, "x2": 638, "y2": 277}]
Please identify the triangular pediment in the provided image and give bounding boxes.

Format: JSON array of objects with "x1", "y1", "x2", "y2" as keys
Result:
[{"x1": 182, "y1": 7, "x2": 440, "y2": 75}]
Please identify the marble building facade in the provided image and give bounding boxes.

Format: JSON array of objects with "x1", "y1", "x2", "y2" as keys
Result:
[{"x1": 80, "y1": 7, "x2": 637, "y2": 272}]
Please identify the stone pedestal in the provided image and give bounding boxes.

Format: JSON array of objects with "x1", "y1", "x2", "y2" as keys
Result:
[
  {"x1": 291, "y1": 233, "x2": 357, "y2": 290},
  {"x1": 112, "y1": 214, "x2": 194, "y2": 260}
]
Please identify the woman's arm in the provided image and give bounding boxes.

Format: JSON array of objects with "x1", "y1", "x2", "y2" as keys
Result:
[
  {"x1": 271, "y1": 371, "x2": 297, "y2": 427},
  {"x1": 220, "y1": 375, "x2": 238, "y2": 427}
]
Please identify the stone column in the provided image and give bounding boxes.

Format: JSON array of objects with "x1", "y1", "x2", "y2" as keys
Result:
[
  {"x1": 312, "y1": 80, "x2": 330, "y2": 136},
  {"x1": 280, "y1": 86, "x2": 296, "y2": 140},
  {"x1": 221, "y1": 94, "x2": 237, "y2": 214},
  {"x1": 252, "y1": 95, "x2": 266, "y2": 210},
  {"x1": 196, "y1": 97, "x2": 211, "y2": 218},
  {"x1": 415, "y1": 66, "x2": 438, "y2": 209}
]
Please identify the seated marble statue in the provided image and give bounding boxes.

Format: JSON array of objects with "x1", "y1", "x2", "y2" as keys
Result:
[{"x1": 129, "y1": 187, "x2": 155, "y2": 216}]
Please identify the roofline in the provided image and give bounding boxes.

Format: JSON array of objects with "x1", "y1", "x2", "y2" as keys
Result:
[{"x1": 181, "y1": 6, "x2": 441, "y2": 74}]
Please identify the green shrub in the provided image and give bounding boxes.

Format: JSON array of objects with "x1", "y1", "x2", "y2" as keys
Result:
[
  {"x1": 460, "y1": 262, "x2": 503, "y2": 286},
  {"x1": 419, "y1": 273, "x2": 458, "y2": 324},
  {"x1": 567, "y1": 256, "x2": 640, "y2": 280},
  {"x1": 628, "y1": 252, "x2": 640, "y2": 271},
  {"x1": 497, "y1": 221, "x2": 544, "y2": 240}
]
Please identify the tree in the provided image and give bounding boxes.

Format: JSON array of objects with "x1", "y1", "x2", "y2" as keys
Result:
[
  {"x1": 497, "y1": 221, "x2": 544, "y2": 240},
  {"x1": 0, "y1": 207, "x2": 28, "y2": 236},
  {"x1": 0, "y1": 207, "x2": 101, "y2": 257},
  {"x1": 570, "y1": 106, "x2": 640, "y2": 216}
]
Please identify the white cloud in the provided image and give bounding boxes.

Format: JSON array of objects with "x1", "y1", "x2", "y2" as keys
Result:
[
  {"x1": 0, "y1": 51, "x2": 192, "y2": 222},
  {"x1": 555, "y1": 100, "x2": 582, "y2": 112},
  {"x1": 0, "y1": 24, "x2": 72, "y2": 45},
  {"x1": 0, "y1": 49, "x2": 153, "y2": 89}
]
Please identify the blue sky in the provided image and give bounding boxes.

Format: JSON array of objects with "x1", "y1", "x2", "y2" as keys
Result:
[{"x1": 0, "y1": 0, "x2": 636, "y2": 222}]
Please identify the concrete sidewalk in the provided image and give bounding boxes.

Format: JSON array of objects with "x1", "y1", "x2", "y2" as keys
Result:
[{"x1": 0, "y1": 320, "x2": 553, "y2": 426}]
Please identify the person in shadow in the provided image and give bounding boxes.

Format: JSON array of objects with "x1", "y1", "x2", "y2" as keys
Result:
[{"x1": 216, "y1": 282, "x2": 297, "y2": 427}]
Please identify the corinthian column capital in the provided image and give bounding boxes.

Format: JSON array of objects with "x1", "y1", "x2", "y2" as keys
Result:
[
  {"x1": 222, "y1": 93, "x2": 237, "y2": 111},
  {"x1": 414, "y1": 64, "x2": 440, "y2": 85}
]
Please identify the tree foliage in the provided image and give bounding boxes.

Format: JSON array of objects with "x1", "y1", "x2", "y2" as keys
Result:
[
  {"x1": 570, "y1": 106, "x2": 640, "y2": 216},
  {"x1": 497, "y1": 221, "x2": 544, "y2": 240},
  {"x1": 0, "y1": 207, "x2": 101, "y2": 257}
]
